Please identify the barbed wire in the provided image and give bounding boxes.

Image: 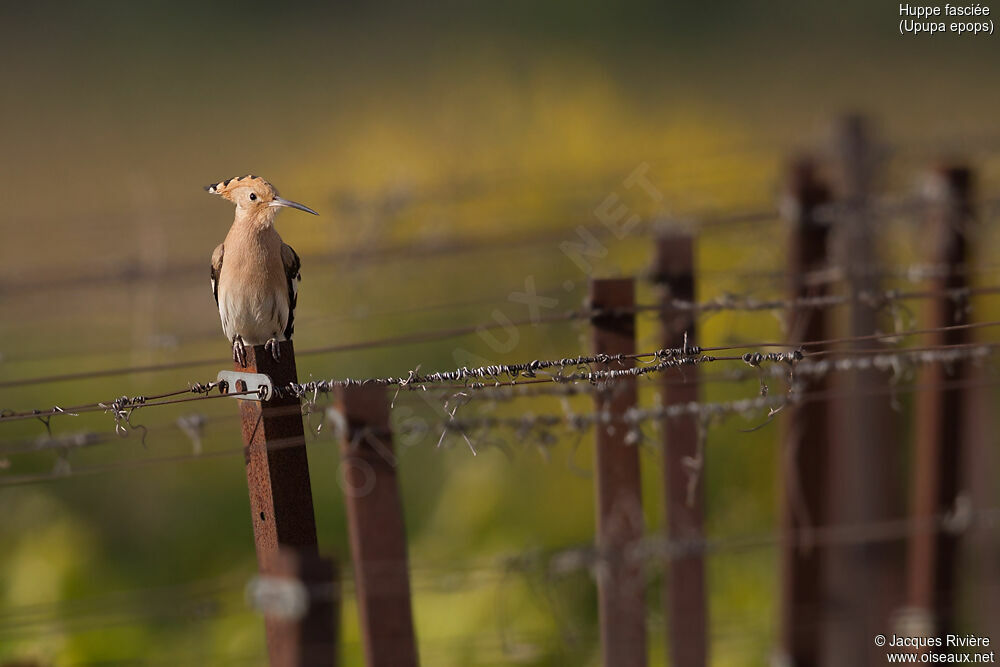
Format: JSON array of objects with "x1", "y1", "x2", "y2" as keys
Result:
[
  {"x1": 2, "y1": 340, "x2": 993, "y2": 458},
  {"x1": 7, "y1": 145, "x2": 1000, "y2": 660},
  {"x1": 3, "y1": 321, "x2": 998, "y2": 428},
  {"x1": 1, "y1": 360, "x2": 997, "y2": 488},
  {"x1": 700, "y1": 319, "x2": 1000, "y2": 352},
  {"x1": 0, "y1": 381, "x2": 254, "y2": 425},
  {"x1": 8, "y1": 257, "x2": 1000, "y2": 377},
  {"x1": 399, "y1": 351, "x2": 994, "y2": 451},
  {"x1": 0, "y1": 411, "x2": 236, "y2": 459},
  {"x1": 408, "y1": 343, "x2": 995, "y2": 403},
  {"x1": 0, "y1": 306, "x2": 599, "y2": 390},
  {"x1": 0, "y1": 344, "x2": 748, "y2": 425},
  {"x1": 7, "y1": 268, "x2": 1000, "y2": 372},
  {"x1": 285, "y1": 325, "x2": 1000, "y2": 395},
  {"x1": 0, "y1": 573, "x2": 244, "y2": 642},
  {"x1": 645, "y1": 285, "x2": 1000, "y2": 315},
  {"x1": 5, "y1": 276, "x2": 1000, "y2": 391},
  {"x1": 782, "y1": 261, "x2": 1000, "y2": 288},
  {"x1": 1, "y1": 280, "x2": 589, "y2": 367}
]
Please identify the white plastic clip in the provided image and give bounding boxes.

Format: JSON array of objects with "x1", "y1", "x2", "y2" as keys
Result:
[{"x1": 216, "y1": 371, "x2": 274, "y2": 401}]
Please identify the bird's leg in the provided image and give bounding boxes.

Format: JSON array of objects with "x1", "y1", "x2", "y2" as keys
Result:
[
  {"x1": 265, "y1": 337, "x2": 281, "y2": 362},
  {"x1": 232, "y1": 335, "x2": 248, "y2": 367}
]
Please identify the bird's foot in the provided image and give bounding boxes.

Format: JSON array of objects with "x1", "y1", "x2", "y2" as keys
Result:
[
  {"x1": 264, "y1": 337, "x2": 281, "y2": 362},
  {"x1": 232, "y1": 336, "x2": 248, "y2": 368}
]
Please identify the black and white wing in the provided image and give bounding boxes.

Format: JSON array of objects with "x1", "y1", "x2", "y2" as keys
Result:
[
  {"x1": 210, "y1": 243, "x2": 224, "y2": 306},
  {"x1": 280, "y1": 242, "x2": 301, "y2": 339}
]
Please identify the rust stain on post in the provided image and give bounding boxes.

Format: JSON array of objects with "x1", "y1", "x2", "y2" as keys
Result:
[
  {"x1": 238, "y1": 340, "x2": 319, "y2": 564},
  {"x1": 236, "y1": 340, "x2": 322, "y2": 664},
  {"x1": 590, "y1": 277, "x2": 647, "y2": 667}
]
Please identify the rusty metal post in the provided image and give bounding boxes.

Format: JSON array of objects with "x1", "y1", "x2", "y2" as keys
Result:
[
  {"x1": 260, "y1": 549, "x2": 340, "y2": 667},
  {"x1": 590, "y1": 277, "x2": 647, "y2": 667},
  {"x1": 906, "y1": 165, "x2": 974, "y2": 638},
  {"x1": 826, "y1": 114, "x2": 904, "y2": 666},
  {"x1": 778, "y1": 159, "x2": 833, "y2": 667},
  {"x1": 963, "y1": 362, "x2": 1000, "y2": 641},
  {"x1": 236, "y1": 341, "x2": 327, "y2": 663},
  {"x1": 336, "y1": 385, "x2": 418, "y2": 667},
  {"x1": 652, "y1": 235, "x2": 706, "y2": 667}
]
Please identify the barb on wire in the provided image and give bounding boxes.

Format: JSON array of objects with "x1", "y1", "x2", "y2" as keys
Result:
[
  {"x1": 4, "y1": 331, "x2": 998, "y2": 435},
  {"x1": 0, "y1": 381, "x2": 252, "y2": 424},
  {"x1": 281, "y1": 338, "x2": 788, "y2": 395},
  {"x1": 392, "y1": 394, "x2": 792, "y2": 452},
  {"x1": 438, "y1": 393, "x2": 476, "y2": 455},
  {"x1": 2, "y1": 371, "x2": 1000, "y2": 487},
  {"x1": 797, "y1": 344, "x2": 994, "y2": 378}
]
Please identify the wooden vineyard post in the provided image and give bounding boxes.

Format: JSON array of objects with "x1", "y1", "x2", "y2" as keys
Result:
[
  {"x1": 778, "y1": 158, "x2": 833, "y2": 667},
  {"x1": 336, "y1": 385, "x2": 418, "y2": 667},
  {"x1": 906, "y1": 165, "x2": 974, "y2": 639},
  {"x1": 652, "y1": 235, "x2": 706, "y2": 667},
  {"x1": 234, "y1": 340, "x2": 335, "y2": 665},
  {"x1": 590, "y1": 277, "x2": 647, "y2": 667}
]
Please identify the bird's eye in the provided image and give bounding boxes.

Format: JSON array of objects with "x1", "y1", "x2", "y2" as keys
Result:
[{"x1": 249, "y1": 193, "x2": 257, "y2": 201}]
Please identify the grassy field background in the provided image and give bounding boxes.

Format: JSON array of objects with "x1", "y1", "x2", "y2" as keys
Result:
[{"x1": 2, "y1": 2, "x2": 999, "y2": 665}]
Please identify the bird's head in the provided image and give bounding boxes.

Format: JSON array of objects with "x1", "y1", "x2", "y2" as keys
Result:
[{"x1": 204, "y1": 175, "x2": 318, "y2": 226}]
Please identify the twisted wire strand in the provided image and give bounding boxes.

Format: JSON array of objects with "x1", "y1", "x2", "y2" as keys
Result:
[
  {"x1": 642, "y1": 285, "x2": 1000, "y2": 315},
  {"x1": 3, "y1": 320, "x2": 999, "y2": 425},
  {"x1": 2, "y1": 369, "x2": 998, "y2": 488},
  {"x1": 2, "y1": 341, "x2": 992, "y2": 453},
  {"x1": 0, "y1": 382, "x2": 255, "y2": 424},
  {"x1": 8, "y1": 258, "x2": 1000, "y2": 373},
  {"x1": 2, "y1": 341, "x2": 991, "y2": 467},
  {"x1": 4, "y1": 279, "x2": 1000, "y2": 390}
]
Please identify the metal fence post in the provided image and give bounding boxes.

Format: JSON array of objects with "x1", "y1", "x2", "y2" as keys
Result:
[
  {"x1": 235, "y1": 341, "x2": 332, "y2": 664},
  {"x1": 827, "y1": 114, "x2": 904, "y2": 666},
  {"x1": 590, "y1": 277, "x2": 647, "y2": 667},
  {"x1": 778, "y1": 158, "x2": 832, "y2": 667},
  {"x1": 652, "y1": 235, "x2": 706, "y2": 667},
  {"x1": 260, "y1": 549, "x2": 340, "y2": 667},
  {"x1": 337, "y1": 385, "x2": 418, "y2": 667},
  {"x1": 906, "y1": 165, "x2": 974, "y2": 638}
]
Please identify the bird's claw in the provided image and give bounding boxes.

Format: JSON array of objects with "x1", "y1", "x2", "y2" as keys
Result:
[
  {"x1": 232, "y1": 336, "x2": 248, "y2": 368},
  {"x1": 265, "y1": 338, "x2": 281, "y2": 362}
]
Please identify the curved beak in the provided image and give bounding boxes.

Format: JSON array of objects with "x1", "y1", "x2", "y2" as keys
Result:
[{"x1": 269, "y1": 196, "x2": 319, "y2": 215}]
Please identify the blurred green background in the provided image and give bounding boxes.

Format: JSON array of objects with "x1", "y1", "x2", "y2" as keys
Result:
[{"x1": 2, "y1": 2, "x2": 1000, "y2": 665}]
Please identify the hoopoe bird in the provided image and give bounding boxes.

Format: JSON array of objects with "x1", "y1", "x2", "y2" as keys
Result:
[{"x1": 206, "y1": 175, "x2": 317, "y2": 366}]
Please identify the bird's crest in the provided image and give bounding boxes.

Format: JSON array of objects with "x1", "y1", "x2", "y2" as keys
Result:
[{"x1": 204, "y1": 175, "x2": 277, "y2": 199}]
